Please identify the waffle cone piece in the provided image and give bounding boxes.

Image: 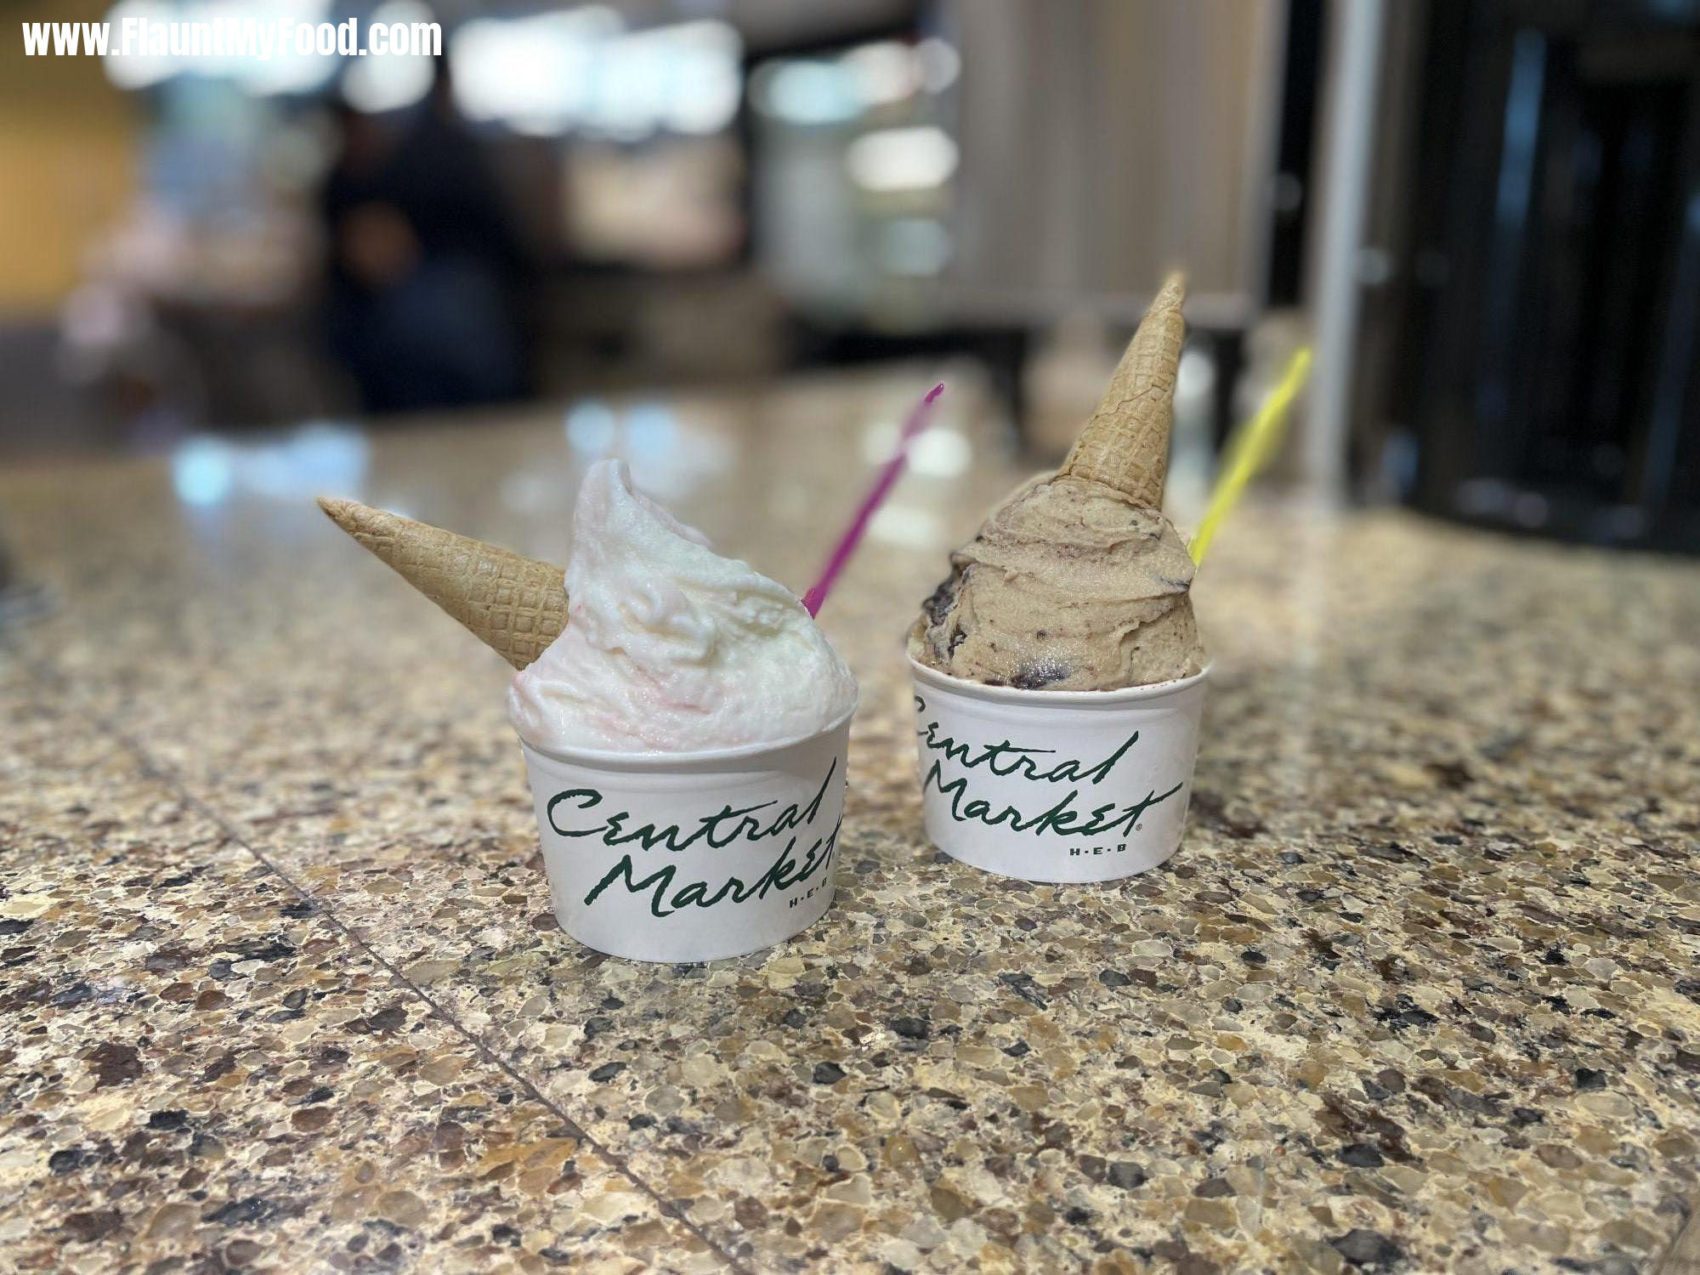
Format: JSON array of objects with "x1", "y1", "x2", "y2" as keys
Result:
[
  {"x1": 1059, "y1": 271, "x2": 1187, "y2": 506},
  {"x1": 317, "y1": 497, "x2": 566, "y2": 669}
]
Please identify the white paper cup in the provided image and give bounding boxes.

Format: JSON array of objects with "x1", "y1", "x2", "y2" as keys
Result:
[
  {"x1": 909, "y1": 658, "x2": 1207, "y2": 883},
  {"x1": 519, "y1": 708, "x2": 853, "y2": 963}
]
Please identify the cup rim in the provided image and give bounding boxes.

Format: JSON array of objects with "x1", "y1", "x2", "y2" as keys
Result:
[
  {"x1": 908, "y1": 655, "x2": 1209, "y2": 705},
  {"x1": 516, "y1": 700, "x2": 858, "y2": 768}
]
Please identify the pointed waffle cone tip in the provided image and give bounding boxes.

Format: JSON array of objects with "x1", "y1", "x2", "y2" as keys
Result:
[
  {"x1": 317, "y1": 496, "x2": 566, "y2": 670},
  {"x1": 1060, "y1": 270, "x2": 1187, "y2": 506}
]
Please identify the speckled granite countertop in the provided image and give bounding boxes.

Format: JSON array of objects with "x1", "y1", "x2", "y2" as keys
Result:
[{"x1": 2, "y1": 373, "x2": 1697, "y2": 1274}]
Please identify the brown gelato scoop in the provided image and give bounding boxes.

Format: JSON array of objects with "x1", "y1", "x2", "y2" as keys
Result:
[
  {"x1": 907, "y1": 475, "x2": 1202, "y2": 689},
  {"x1": 908, "y1": 273, "x2": 1206, "y2": 690}
]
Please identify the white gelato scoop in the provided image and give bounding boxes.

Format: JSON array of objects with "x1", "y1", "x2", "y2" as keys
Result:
[{"x1": 508, "y1": 459, "x2": 858, "y2": 754}]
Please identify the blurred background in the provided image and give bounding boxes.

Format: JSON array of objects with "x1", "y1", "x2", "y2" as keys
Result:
[{"x1": 1, "y1": 0, "x2": 1697, "y2": 556}]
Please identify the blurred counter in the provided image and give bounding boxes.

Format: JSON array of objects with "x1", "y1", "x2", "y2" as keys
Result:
[{"x1": 1, "y1": 370, "x2": 1697, "y2": 1272}]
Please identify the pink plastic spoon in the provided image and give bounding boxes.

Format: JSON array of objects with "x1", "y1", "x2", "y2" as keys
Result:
[{"x1": 802, "y1": 382, "x2": 946, "y2": 618}]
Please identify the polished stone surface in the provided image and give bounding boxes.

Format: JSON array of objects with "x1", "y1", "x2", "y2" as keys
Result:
[{"x1": 1, "y1": 373, "x2": 1697, "y2": 1273}]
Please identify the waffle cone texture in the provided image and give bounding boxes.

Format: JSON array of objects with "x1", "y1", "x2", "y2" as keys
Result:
[
  {"x1": 1060, "y1": 271, "x2": 1187, "y2": 506},
  {"x1": 317, "y1": 497, "x2": 566, "y2": 669}
]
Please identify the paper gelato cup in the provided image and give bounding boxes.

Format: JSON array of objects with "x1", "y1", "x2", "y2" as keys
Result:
[
  {"x1": 909, "y1": 659, "x2": 1207, "y2": 883},
  {"x1": 518, "y1": 708, "x2": 854, "y2": 963}
]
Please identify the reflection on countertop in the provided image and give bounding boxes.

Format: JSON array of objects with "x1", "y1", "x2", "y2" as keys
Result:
[{"x1": 2, "y1": 370, "x2": 1698, "y2": 1273}]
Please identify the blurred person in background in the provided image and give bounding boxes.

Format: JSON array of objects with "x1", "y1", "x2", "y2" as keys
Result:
[{"x1": 320, "y1": 57, "x2": 527, "y2": 414}]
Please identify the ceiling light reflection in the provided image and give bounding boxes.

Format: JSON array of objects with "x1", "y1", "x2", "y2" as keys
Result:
[
  {"x1": 868, "y1": 504, "x2": 943, "y2": 547},
  {"x1": 845, "y1": 127, "x2": 958, "y2": 192},
  {"x1": 861, "y1": 416, "x2": 968, "y2": 475},
  {"x1": 169, "y1": 422, "x2": 368, "y2": 509},
  {"x1": 909, "y1": 429, "x2": 970, "y2": 477},
  {"x1": 450, "y1": 12, "x2": 740, "y2": 138},
  {"x1": 172, "y1": 438, "x2": 236, "y2": 506},
  {"x1": 342, "y1": 1, "x2": 434, "y2": 112},
  {"x1": 564, "y1": 400, "x2": 617, "y2": 453},
  {"x1": 840, "y1": 41, "x2": 915, "y2": 107},
  {"x1": 915, "y1": 38, "x2": 960, "y2": 93},
  {"x1": 103, "y1": 0, "x2": 340, "y2": 93},
  {"x1": 624, "y1": 402, "x2": 676, "y2": 456},
  {"x1": 756, "y1": 60, "x2": 858, "y2": 126}
]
